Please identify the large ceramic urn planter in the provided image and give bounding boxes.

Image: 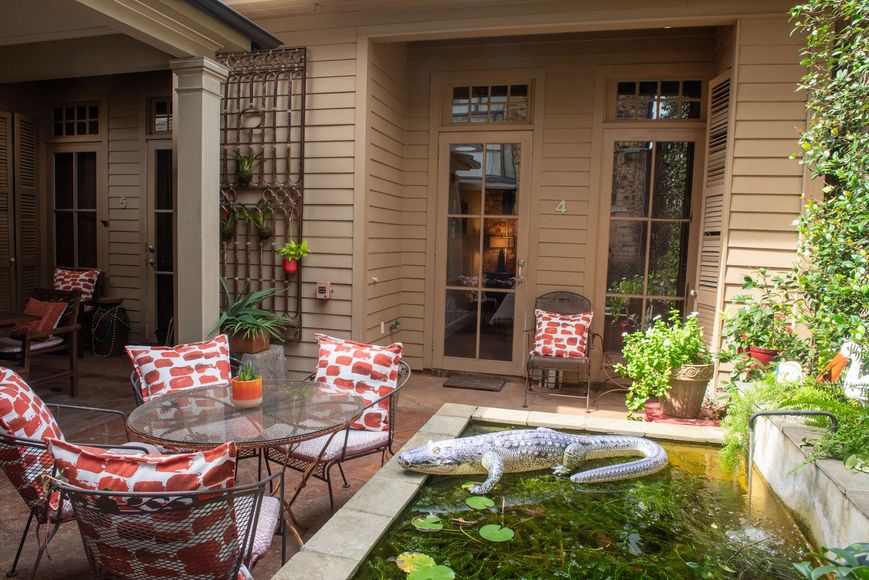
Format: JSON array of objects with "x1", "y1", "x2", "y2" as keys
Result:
[
  {"x1": 229, "y1": 332, "x2": 270, "y2": 355},
  {"x1": 661, "y1": 363, "x2": 714, "y2": 419}
]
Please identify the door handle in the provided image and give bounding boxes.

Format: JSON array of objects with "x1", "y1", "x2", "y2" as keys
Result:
[{"x1": 515, "y1": 258, "x2": 526, "y2": 284}]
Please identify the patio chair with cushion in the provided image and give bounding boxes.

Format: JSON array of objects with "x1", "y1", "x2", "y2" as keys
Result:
[
  {"x1": 0, "y1": 367, "x2": 153, "y2": 578},
  {"x1": 268, "y1": 334, "x2": 411, "y2": 512},
  {"x1": 0, "y1": 289, "x2": 81, "y2": 397},
  {"x1": 523, "y1": 291, "x2": 599, "y2": 412},
  {"x1": 51, "y1": 440, "x2": 285, "y2": 579},
  {"x1": 52, "y1": 268, "x2": 104, "y2": 357}
]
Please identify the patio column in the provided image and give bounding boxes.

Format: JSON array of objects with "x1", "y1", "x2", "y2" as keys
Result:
[{"x1": 170, "y1": 56, "x2": 228, "y2": 343}]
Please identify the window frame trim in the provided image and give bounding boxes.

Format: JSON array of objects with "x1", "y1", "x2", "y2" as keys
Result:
[{"x1": 46, "y1": 100, "x2": 106, "y2": 143}]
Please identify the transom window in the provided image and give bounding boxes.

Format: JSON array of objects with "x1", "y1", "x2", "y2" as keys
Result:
[
  {"x1": 615, "y1": 80, "x2": 702, "y2": 120},
  {"x1": 52, "y1": 104, "x2": 100, "y2": 137},
  {"x1": 451, "y1": 84, "x2": 530, "y2": 124},
  {"x1": 149, "y1": 97, "x2": 173, "y2": 134}
]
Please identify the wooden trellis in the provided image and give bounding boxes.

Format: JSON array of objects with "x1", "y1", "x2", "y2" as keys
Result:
[{"x1": 217, "y1": 48, "x2": 306, "y2": 341}]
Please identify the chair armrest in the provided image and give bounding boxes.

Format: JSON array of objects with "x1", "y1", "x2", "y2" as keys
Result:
[
  {"x1": 27, "y1": 324, "x2": 81, "y2": 340},
  {"x1": 303, "y1": 371, "x2": 316, "y2": 381},
  {"x1": 46, "y1": 404, "x2": 130, "y2": 442}
]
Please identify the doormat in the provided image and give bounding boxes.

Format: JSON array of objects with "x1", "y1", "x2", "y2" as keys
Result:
[
  {"x1": 442, "y1": 375, "x2": 505, "y2": 392},
  {"x1": 644, "y1": 402, "x2": 720, "y2": 427}
]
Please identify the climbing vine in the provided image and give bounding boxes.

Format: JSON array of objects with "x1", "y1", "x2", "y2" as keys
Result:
[{"x1": 790, "y1": 0, "x2": 869, "y2": 364}]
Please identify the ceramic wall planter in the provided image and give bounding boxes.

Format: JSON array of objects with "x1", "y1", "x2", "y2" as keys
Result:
[
  {"x1": 661, "y1": 363, "x2": 714, "y2": 419},
  {"x1": 282, "y1": 258, "x2": 298, "y2": 274},
  {"x1": 231, "y1": 377, "x2": 263, "y2": 408},
  {"x1": 229, "y1": 331, "x2": 270, "y2": 355}
]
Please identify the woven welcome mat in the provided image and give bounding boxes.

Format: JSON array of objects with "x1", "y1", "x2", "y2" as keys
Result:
[{"x1": 442, "y1": 375, "x2": 505, "y2": 392}]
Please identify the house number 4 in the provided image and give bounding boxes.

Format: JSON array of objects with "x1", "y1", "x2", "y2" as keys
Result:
[{"x1": 555, "y1": 200, "x2": 567, "y2": 214}]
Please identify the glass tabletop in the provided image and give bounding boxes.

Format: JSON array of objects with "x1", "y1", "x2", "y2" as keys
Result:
[{"x1": 127, "y1": 381, "x2": 365, "y2": 450}]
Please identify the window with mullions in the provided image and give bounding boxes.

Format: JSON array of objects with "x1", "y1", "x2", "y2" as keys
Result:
[
  {"x1": 451, "y1": 84, "x2": 530, "y2": 124},
  {"x1": 52, "y1": 104, "x2": 99, "y2": 137},
  {"x1": 53, "y1": 152, "x2": 98, "y2": 269},
  {"x1": 149, "y1": 97, "x2": 173, "y2": 134},
  {"x1": 615, "y1": 80, "x2": 702, "y2": 120}
]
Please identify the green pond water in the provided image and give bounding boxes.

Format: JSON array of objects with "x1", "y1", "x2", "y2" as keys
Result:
[{"x1": 355, "y1": 423, "x2": 810, "y2": 579}]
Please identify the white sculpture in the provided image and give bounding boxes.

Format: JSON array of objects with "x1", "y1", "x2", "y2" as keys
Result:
[{"x1": 775, "y1": 361, "x2": 805, "y2": 383}]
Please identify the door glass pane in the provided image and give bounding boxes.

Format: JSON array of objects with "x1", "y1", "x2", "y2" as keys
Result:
[
  {"x1": 444, "y1": 289, "x2": 477, "y2": 358},
  {"x1": 480, "y1": 292, "x2": 514, "y2": 361},
  {"x1": 155, "y1": 150, "x2": 173, "y2": 210},
  {"x1": 77, "y1": 212, "x2": 98, "y2": 268},
  {"x1": 606, "y1": 221, "x2": 647, "y2": 289},
  {"x1": 652, "y1": 141, "x2": 694, "y2": 218},
  {"x1": 604, "y1": 296, "x2": 642, "y2": 353},
  {"x1": 156, "y1": 273, "x2": 174, "y2": 341},
  {"x1": 611, "y1": 142, "x2": 652, "y2": 217},
  {"x1": 448, "y1": 145, "x2": 483, "y2": 214},
  {"x1": 54, "y1": 153, "x2": 74, "y2": 209},
  {"x1": 55, "y1": 213, "x2": 74, "y2": 267},
  {"x1": 484, "y1": 143, "x2": 519, "y2": 215},
  {"x1": 647, "y1": 299, "x2": 684, "y2": 322},
  {"x1": 446, "y1": 217, "x2": 480, "y2": 286},
  {"x1": 483, "y1": 218, "x2": 516, "y2": 287},
  {"x1": 155, "y1": 213, "x2": 173, "y2": 271},
  {"x1": 648, "y1": 221, "x2": 690, "y2": 297},
  {"x1": 76, "y1": 152, "x2": 97, "y2": 210}
]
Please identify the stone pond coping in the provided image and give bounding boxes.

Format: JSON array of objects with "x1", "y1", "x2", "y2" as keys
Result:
[
  {"x1": 752, "y1": 414, "x2": 868, "y2": 548},
  {"x1": 272, "y1": 405, "x2": 724, "y2": 579}
]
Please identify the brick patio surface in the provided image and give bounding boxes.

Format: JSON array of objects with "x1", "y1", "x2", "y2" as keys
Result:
[{"x1": 0, "y1": 354, "x2": 629, "y2": 578}]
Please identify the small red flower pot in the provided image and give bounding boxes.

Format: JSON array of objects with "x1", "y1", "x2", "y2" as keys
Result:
[
  {"x1": 748, "y1": 346, "x2": 781, "y2": 369},
  {"x1": 231, "y1": 377, "x2": 263, "y2": 409},
  {"x1": 282, "y1": 259, "x2": 298, "y2": 274}
]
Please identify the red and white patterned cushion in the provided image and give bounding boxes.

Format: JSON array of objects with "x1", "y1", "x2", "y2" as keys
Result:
[
  {"x1": 47, "y1": 439, "x2": 242, "y2": 578},
  {"x1": 52, "y1": 268, "x2": 100, "y2": 302},
  {"x1": 0, "y1": 367, "x2": 65, "y2": 510},
  {"x1": 46, "y1": 439, "x2": 236, "y2": 494},
  {"x1": 126, "y1": 335, "x2": 231, "y2": 402},
  {"x1": 314, "y1": 334, "x2": 403, "y2": 432},
  {"x1": 532, "y1": 309, "x2": 593, "y2": 358}
]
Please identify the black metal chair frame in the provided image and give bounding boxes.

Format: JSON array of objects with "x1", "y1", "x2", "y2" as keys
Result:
[
  {"x1": 1, "y1": 402, "x2": 146, "y2": 579},
  {"x1": 0, "y1": 289, "x2": 81, "y2": 397},
  {"x1": 56, "y1": 470, "x2": 286, "y2": 579},
  {"x1": 268, "y1": 361, "x2": 412, "y2": 512},
  {"x1": 523, "y1": 291, "x2": 603, "y2": 412},
  {"x1": 52, "y1": 267, "x2": 105, "y2": 358}
]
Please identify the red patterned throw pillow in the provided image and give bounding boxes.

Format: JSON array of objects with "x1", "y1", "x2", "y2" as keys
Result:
[
  {"x1": 11, "y1": 298, "x2": 68, "y2": 341},
  {"x1": 314, "y1": 334, "x2": 403, "y2": 432},
  {"x1": 52, "y1": 268, "x2": 100, "y2": 302},
  {"x1": 532, "y1": 309, "x2": 593, "y2": 358},
  {"x1": 126, "y1": 335, "x2": 231, "y2": 402}
]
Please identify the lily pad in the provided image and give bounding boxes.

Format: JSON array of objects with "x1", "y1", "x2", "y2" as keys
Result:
[
  {"x1": 479, "y1": 524, "x2": 515, "y2": 542},
  {"x1": 407, "y1": 565, "x2": 456, "y2": 580},
  {"x1": 396, "y1": 552, "x2": 436, "y2": 573},
  {"x1": 411, "y1": 514, "x2": 444, "y2": 531},
  {"x1": 460, "y1": 481, "x2": 480, "y2": 491},
  {"x1": 465, "y1": 496, "x2": 495, "y2": 510}
]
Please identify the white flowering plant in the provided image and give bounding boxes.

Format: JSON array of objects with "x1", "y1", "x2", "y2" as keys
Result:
[{"x1": 614, "y1": 311, "x2": 711, "y2": 418}]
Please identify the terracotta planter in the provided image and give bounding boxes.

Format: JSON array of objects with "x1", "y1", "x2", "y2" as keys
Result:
[
  {"x1": 748, "y1": 346, "x2": 781, "y2": 369},
  {"x1": 661, "y1": 363, "x2": 714, "y2": 419},
  {"x1": 228, "y1": 332, "x2": 270, "y2": 355},
  {"x1": 231, "y1": 377, "x2": 263, "y2": 408},
  {"x1": 282, "y1": 258, "x2": 298, "y2": 274}
]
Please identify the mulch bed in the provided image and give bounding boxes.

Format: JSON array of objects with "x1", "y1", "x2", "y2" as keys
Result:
[{"x1": 644, "y1": 402, "x2": 721, "y2": 427}]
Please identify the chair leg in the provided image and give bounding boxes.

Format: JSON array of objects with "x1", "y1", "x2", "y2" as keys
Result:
[
  {"x1": 6, "y1": 510, "x2": 34, "y2": 577},
  {"x1": 336, "y1": 463, "x2": 349, "y2": 488},
  {"x1": 523, "y1": 371, "x2": 531, "y2": 408},
  {"x1": 585, "y1": 368, "x2": 592, "y2": 414},
  {"x1": 70, "y1": 334, "x2": 79, "y2": 398},
  {"x1": 28, "y1": 520, "x2": 60, "y2": 580},
  {"x1": 324, "y1": 464, "x2": 335, "y2": 513}
]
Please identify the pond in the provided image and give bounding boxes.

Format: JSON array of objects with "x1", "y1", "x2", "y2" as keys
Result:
[{"x1": 355, "y1": 423, "x2": 809, "y2": 579}]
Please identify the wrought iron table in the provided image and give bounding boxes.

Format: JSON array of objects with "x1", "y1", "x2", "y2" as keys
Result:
[{"x1": 126, "y1": 380, "x2": 365, "y2": 545}]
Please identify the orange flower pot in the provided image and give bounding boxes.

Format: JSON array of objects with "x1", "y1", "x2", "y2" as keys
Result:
[{"x1": 231, "y1": 377, "x2": 263, "y2": 408}]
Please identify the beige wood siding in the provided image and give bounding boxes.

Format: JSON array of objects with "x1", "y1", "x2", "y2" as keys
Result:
[{"x1": 724, "y1": 16, "x2": 806, "y2": 307}]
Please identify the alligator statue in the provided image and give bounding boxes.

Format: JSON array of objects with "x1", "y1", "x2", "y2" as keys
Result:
[{"x1": 396, "y1": 427, "x2": 668, "y2": 494}]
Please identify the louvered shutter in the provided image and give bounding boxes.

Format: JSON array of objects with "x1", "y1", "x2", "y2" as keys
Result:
[
  {"x1": 14, "y1": 114, "x2": 38, "y2": 307},
  {"x1": 694, "y1": 72, "x2": 731, "y2": 348},
  {"x1": 0, "y1": 112, "x2": 16, "y2": 312}
]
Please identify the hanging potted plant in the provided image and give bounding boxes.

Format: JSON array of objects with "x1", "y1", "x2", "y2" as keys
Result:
[
  {"x1": 241, "y1": 204, "x2": 271, "y2": 240},
  {"x1": 277, "y1": 240, "x2": 310, "y2": 274},
  {"x1": 215, "y1": 280, "x2": 290, "y2": 355},
  {"x1": 231, "y1": 361, "x2": 263, "y2": 409},
  {"x1": 220, "y1": 203, "x2": 237, "y2": 241},
  {"x1": 615, "y1": 311, "x2": 713, "y2": 419},
  {"x1": 234, "y1": 150, "x2": 261, "y2": 187}
]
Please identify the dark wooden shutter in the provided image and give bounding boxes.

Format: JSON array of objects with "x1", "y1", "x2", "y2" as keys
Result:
[
  {"x1": 14, "y1": 114, "x2": 38, "y2": 306},
  {"x1": 694, "y1": 72, "x2": 731, "y2": 348},
  {"x1": 0, "y1": 112, "x2": 16, "y2": 312}
]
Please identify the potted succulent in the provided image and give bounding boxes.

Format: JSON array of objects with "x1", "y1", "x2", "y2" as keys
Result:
[
  {"x1": 220, "y1": 203, "x2": 237, "y2": 241},
  {"x1": 215, "y1": 280, "x2": 290, "y2": 354},
  {"x1": 231, "y1": 360, "x2": 263, "y2": 408},
  {"x1": 615, "y1": 311, "x2": 713, "y2": 419},
  {"x1": 277, "y1": 240, "x2": 310, "y2": 274},
  {"x1": 240, "y1": 204, "x2": 271, "y2": 240},
  {"x1": 719, "y1": 269, "x2": 807, "y2": 381},
  {"x1": 234, "y1": 150, "x2": 261, "y2": 187}
]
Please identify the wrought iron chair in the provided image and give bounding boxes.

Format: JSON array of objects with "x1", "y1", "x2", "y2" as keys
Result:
[
  {"x1": 268, "y1": 362, "x2": 412, "y2": 512},
  {"x1": 51, "y1": 267, "x2": 105, "y2": 358},
  {"x1": 523, "y1": 291, "x2": 599, "y2": 412},
  {"x1": 56, "y1": 470, "x2": 286, "y2": 579},
  {"x1": 0, "y1": 403, "x2": 150, "y2": 579},
  {"x1": 0, "y1": 289, "x2": 81, "y2": 397}
]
